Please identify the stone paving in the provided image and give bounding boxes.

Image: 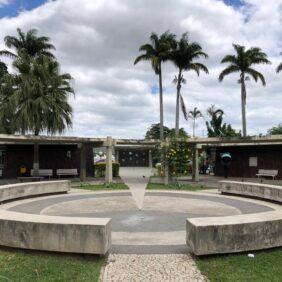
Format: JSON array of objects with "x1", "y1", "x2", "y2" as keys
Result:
[{"x1": 102, "y1": 254, "x2": 207, "y2": 282}]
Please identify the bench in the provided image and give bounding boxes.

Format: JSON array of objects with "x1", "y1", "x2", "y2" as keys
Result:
[
  {"x1": 256, "y1": 169, "x2": 278, "y2": 180},
  {"x1": 57, "y1": 168, "x2": 78, "y2": 178},
  {"x1": 31, "y1": 169, "x2": 53, "y2": 179},
  {"x1": 186, "y1": 211, "x2": 282, "y2": 255},
  {"x1": 219, "y1": 180, "x2": 282, "y2": 203},
  {"x1": 0, "y1": 181, "x2": 111, "y2": 254}
]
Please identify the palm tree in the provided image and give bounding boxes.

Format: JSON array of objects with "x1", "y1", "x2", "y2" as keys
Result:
[
  {"x1": 10, "y1": 54, "x2": 73, "y2": 135},
  {"x1": 219, "y1": 44, "x2": 270, "y2": 137},
  {"x1": 134, "y1": 31, "x2": 176, "y2": 141},
  {"x1": 0, "y1": 28, "x2": 55, "y2": 59},
  {"x1": 0, "y1": 54, "x2": 73, "y2": 174},
  {"x1": 188, "y1": 107, "x2": 202, "y2": 137},
  {"x1": 170, "y1": 33, "x2": 208, "y2": 136},
  {"x1": 206, "y1": 105, "x2": 240, "y2": 137}
]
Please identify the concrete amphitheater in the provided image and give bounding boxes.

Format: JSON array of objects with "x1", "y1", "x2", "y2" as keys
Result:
[{"x1": 0, "y1": 168, "x2": 281, "y2": 256}]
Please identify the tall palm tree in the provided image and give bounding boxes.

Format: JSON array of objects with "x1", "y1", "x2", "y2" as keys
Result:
[
  {"x1": 0, "y1": 28, "x2": 55, "y2": 59},
  {"x1": 219, "y1": 44, "x2": 270, "y2": 137},
  {"x1": 188, "y1": 107, "x2": 202, "y2": 137},
  {"x1": 134, "y1": 31, "x2": 176, "y2": 141},
  {"x1": 170, "y1": 33, "x2": 208, "y2": 136}
]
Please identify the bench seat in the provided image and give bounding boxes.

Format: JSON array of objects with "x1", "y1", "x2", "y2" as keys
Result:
[
  {"x1": 256, "y1": 169, "x2": 278, "y2": 180},
  {"x1": 56, "y1": 169, "x2": 78, "y2": 178},
  {"x1": 186, "y1": 211, "x2": 282, "y2": 255},
  {"x1": 30, "y1": 169, "x2": 53, "y2": 178}
]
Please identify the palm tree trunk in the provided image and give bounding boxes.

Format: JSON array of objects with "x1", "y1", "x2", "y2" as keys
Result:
[
  {"x1": 193, "y1": 118, "x2": 195, "y2": 137},
  {"x1": 158, "y1": 63, "x2": 164, "y2": 141},
  {"x1": 241, "y1": 73, "x2": 247, "y2": 137},
  {"x1": 175, "y1": 70, "x2": 182, "y2": 137}
]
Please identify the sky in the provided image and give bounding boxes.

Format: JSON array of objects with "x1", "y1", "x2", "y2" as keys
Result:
[{"x1": 0, "y1": 0, "x2": 281, "y2": 139}]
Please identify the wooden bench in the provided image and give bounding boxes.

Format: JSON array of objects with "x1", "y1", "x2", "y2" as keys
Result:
[
  {"x1": 31, "y1": 169, "x2": 53, "y2": 179},
  {"x1": 57, "y1": 169, "x2": 78, "y2": 178},
  {"x1": 256, "y1": 169, "x2": 278, "y2": 180}
]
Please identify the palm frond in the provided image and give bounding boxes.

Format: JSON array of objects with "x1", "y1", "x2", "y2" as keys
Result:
[
  {"x1": 180, "y1": 94, "x2": 188, "y2": 120},
  {"x1": 219, "y1": 65, "x2": 240, "y2": 81},
  {"x1": 245, "y1": 68, "x2": 266, "y2": 86},
  {"x1": 276, "y1": 62, "x2": 282, "y2": 73}
]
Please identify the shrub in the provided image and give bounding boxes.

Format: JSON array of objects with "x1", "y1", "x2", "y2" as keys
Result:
[{"x1": 94, "y1": 162, "x2": 120, "y2": 178}]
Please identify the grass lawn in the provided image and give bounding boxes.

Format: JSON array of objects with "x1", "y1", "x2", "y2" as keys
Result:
[
  {"x1": 0, "y1": 248, "x2": 105, "y2": 281},
  {"x1": 73, "y1": 182, "x2": 129, "y2": 191},
  {"x1": 196, "y1": 248, "x2": 282, "y2": 281},
  {"x1": 146, "y1": 183, "x2": 214, "y2": 191}
]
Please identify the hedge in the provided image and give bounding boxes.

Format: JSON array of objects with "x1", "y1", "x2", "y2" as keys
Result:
[{"x1": 94, "y1": 162, "x2": 120, "y2": 178}]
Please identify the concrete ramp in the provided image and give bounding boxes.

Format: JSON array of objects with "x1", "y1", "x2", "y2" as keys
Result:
[{"x1": 119, "y1": 167, "x2": 151, "y2": 210}]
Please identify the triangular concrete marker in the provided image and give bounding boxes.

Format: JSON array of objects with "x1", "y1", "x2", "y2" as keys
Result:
[{"x1": 119, "y1": 167, "x2": 151, "y2": 210}]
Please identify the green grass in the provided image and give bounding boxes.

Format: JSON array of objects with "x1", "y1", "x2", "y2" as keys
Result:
[
  {"x1": 146, "y1": 183, "x2": 214, "y2": 191},
  {"x1": 0, "y1": 248, "x2": 105, "y2": 281},
  {"x1": 196, "y1": 248, "x2": 282, "y2": 282},
  {"x1": 74, "y1": 182, "x2": 129, "y2": 191}
]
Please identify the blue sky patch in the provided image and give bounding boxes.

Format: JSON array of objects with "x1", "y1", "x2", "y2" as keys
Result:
[
  {"x1": 0, "y1": 0, "x2": 49, "y2": 18},
  {"x1": 222, "y1": 0, "x2": 244, "y2": 8}
]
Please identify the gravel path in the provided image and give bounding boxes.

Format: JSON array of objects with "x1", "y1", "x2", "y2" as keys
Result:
[{"x1": 101, "y1": 254, "x2": 207, "y2": 282}]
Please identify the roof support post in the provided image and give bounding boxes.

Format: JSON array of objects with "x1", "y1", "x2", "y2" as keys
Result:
[
  {"x1": 80, "y1": 143, "x2": 86, "y2": 182},
  {"x1": 33, "y1": 142, "x2": 40, "y2": 177},
  {"x1": 105, "y1": 136, "x2": 113, "y2": 183},
  {"x1": 192, "y1": 145, "x2": 199, "y2": 182}
]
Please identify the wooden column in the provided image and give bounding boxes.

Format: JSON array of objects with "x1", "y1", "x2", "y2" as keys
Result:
[
  {"x1": 149, "y1": 149, "x2": 153, "y2": 168},
  {"x1": 192, "y1": 145, "x2": 199, "y2": 182},
  {"x1": 80, "y1": 143, "x2": 86, "y2": 182},
  {"x1": 33, "y1": 142, "x2": 40, "y2": 176},
  {"x1": 105, "y1": 136, "x2": 113, "y2": 183}
]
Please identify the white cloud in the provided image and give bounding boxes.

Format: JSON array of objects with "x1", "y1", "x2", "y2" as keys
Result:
[
  {"x1": 0, "y1": 0, "x2": 11, "y2": 7},
  {"x1": 0, "y1": 0, "x2": 281, "y2": 138}
]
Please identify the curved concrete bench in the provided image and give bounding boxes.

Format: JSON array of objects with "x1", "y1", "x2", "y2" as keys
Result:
[
  {"x1": 0, "y1": 181, "x2": 111, "y2": 255},
  {"x1": 0, "y1": 210, "x2": 111, "y2": 254},
  {"x1": 218, "y1": 180, "x2": 282, "y2": 203},
  {"x1": 186, "y1": 211, "x2": 282, "y2": 255},
  {"x1": 0, "y1": 180, "x2": 70, "y2": 202}
]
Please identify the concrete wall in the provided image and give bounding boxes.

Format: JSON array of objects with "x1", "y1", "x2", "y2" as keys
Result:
[
  {"x1": 3, "y1": 144, "x2": 94, "y2": 178},
  {"x1": 214, "y1": 145, "x2": 282, "y2": 179},
  {"x1": 219, "y1": 180, "x2": 282, "y2": 203},
  {"x1": 0, "y1": 180, "x2": 70, "y2": 202},
  {"x1": 0, "y1": 210, "x2": 111, "y2": 254},
  {"x1": 186, "y1": 211, "x2": 282, "y2": 255}
]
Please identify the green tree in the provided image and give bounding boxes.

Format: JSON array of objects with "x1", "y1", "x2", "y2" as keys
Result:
[
  {"x1": 267, "y1": 124, "x2": 282, "y2": 135},
  {"x1": 9, "y1": 54, "x2": 73, "y2": 135},
  {"x1": 145, "y1": 123, "x2": 171, "y2": 140},
  {"x1": 171, "y1": 33, "x2": 208, "y2": 136},
  {"x1": 206, "y1": 105, "x2": 240, "y2": 137},
  {"x1": 145, "y1": 123, "x2": 188, "y2": 140},
  {"x1": 0, "y1": 28, "x2": 55, "y2": 59},
  {"x1": 188, "y1": 107, "x2": 203, "y2": 137},
  {"x1": 134, "y1": 31, "x2": 176, "y2": 140},
  {"x1": 219, "y1": 44, "x2": 270, "y2": 137},
  {"x1": 0, "y1": 61, "x2": 8, "y2": 81}
]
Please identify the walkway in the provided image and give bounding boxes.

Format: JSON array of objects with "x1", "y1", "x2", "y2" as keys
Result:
[
  {"x1": 119, "y1": 167, "x2": 151, "y2": 209},
  {"x1": 102, "y1": 254, "x2": 206, "y2": 281}
]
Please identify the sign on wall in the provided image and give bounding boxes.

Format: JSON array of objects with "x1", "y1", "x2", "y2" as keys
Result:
[{"x1": 249, "y1": 156, "x2": 258, "y2": 167}]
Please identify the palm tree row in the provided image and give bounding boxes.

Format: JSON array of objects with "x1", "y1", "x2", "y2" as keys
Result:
[{"x1": 135, "y1": 31, "x2": 280, "y2": 138}]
